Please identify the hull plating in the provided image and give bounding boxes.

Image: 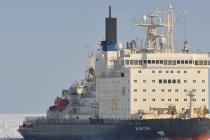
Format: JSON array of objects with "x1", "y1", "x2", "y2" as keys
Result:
[{"x1": 19, "y1": 118, "x2": 210, "y2": 140}]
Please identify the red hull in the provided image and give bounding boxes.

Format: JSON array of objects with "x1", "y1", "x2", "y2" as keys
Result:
[{"x1": 171, "y1": 135, "x2": 210, "y2": 140}]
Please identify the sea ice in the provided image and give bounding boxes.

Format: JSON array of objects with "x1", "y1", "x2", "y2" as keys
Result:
[{"x1": 0, "y1": 114, "x2": 43, "y2": 139}]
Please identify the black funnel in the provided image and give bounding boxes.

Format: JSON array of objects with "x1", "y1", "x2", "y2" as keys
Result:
[{"x1": 105, "y1": 6, "x2": 117, "y2": 44}]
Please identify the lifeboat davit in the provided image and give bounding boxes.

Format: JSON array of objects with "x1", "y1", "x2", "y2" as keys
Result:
[{"x1": 54, "y1": 97, "x2": 69, "y2": 108}]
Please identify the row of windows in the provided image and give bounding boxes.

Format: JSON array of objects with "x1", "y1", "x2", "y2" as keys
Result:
[
  {"x1": 123, "y1": 60, "x2": 210, "y2": 66},
  {"x1": 138, "y1": 70, "x2": 202, "y2": 74},
  {"x1": 134, "y1": 98, "x2": 206, "y2": 102},
  {"x1": 134, "y1": 89, "x2": 206, "y2": 93},
  {"x1": 159, "y1": 79, "x2": 180, "y2": 84},
  {"x1": 134, "y1": 79, "x2": 206, "y2": 84},
  {"x1": 159, "y1": 79, "x2": 205, "y2": 84},
  {"x1": 141, "y1": 89, "x2": 205, "y2": 93}
]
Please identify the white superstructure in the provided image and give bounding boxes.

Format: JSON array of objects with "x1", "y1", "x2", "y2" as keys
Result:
[
  {"x1": 46, "y1": 5, "x2": 210, "y2": 121},
  {"x1": 96, "y1": 5, "x2": 210, "y2": 119}
]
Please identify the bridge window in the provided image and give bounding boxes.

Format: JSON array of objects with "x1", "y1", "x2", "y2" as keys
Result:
[
  {"x1": 204, "y1": 61, "x2": 207, "y2": 65},
  {"x1": 139, "y1": 60, "x2": 142, "y2": 65},
  {"x1": 172, "y1": 60, "x2": 176, "y2": 65},
  {"x1": 172, "y1": 79, "x2": 176, "y2": 83},
  {"x1": 185, "y1": 60, "x2": 188, "y2": 64},
  {"x1": 195, "y1": 61, "x2": 198, "y2": 65},
  {"x1": 164, "y1": 79, "x2": 167, "y2": 83},
  {"x1": 189, "y1": 60, "x2": 193, "y2": 64},
  {"x1": 134, "y1": 60, "x2": 138, "y2": 65},
  {"x1": 181, "y1": 60, "x2": 184, "y2": 64},
  {"x1": 199, "y1": 61, "x2": 203, "y2": 65},
  {"x1": 164, "y1": 60, "x2": 167, "y2": 65},
  {"x1": 168, "y1": 60, "x2": 172, "y2": 65},
  {"x1": 130, "y1": 60, "x2": 134, "y2": 65}
]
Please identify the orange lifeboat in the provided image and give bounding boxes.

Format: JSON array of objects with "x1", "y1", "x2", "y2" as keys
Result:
[{"x1": 54, "y1": 97, "x2": 69, "y2": 109}]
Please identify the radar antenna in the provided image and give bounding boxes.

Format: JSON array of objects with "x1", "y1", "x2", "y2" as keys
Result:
[{"x1": 134, "y1": 3, "x2": 185, "y2": 53}]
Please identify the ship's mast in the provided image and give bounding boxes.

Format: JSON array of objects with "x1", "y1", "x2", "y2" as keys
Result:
[
  {"x1": 167, "y1": 4, "x2": 174, "y2": 53},
  {"x1": 135, "y1": 10, "x2": 164, "y2": 52},
  {"x1": 135, "y1": 4, "x2": 185, "y2": 53}
]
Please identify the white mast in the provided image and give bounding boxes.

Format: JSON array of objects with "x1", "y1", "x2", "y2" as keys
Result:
[
  {"x1": 167, "y1": 4, "x2": 174, "y2": 53},
  {"x1": 134, "y1": 10, "x2": 164, "y2": 52},
  {"x1": 134, "y1": 3, "x2": 185, "y2": 54}
]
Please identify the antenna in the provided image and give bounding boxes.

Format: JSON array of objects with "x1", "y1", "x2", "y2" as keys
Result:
[
  {"x1": 133, "y1": 3, "x2": 185, "y2": 53},
  {"x1": 183, "y1": 17, "x2": 187, "y2": 40},
  {"x1": 167, "y1": 3, "x2": 174, "y2": 53},
  {"x1": 85, "y1": 45, "x2": 92, "y2": 68},
  {"x1": 109, "y1": 6, "x2": 111, "y2": 18},
  {"x1": 170, "y1": 0, "x2": 174, "y2": 7}
]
